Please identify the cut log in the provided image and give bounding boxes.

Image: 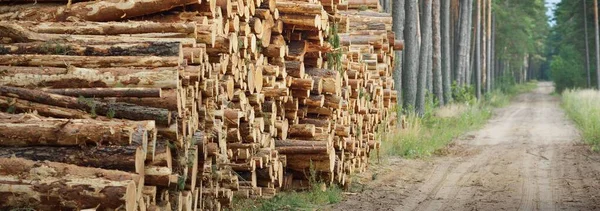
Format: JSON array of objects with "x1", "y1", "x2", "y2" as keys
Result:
[
  {"x1": 0, "y1": 86, "x2": 172, "y2": 126},
  {"x1": 112, "y1": 89, "x2": 179, "y2": 111},
  {"x1": 0, "y1": 22, "x2": 197, "y2": 46},
  {"x1": 3, "y1": 0, "x2": 201, "y2": 22},
  {"x1": 21, "y1": 21, "x2": 197, "y2": 35},
  {"x1": 275, "y1": 1, "x2": 324, "y2": 15},
  {"x1": 0, "y1": 146, "x2": 145, "y2": 174},
  {"x1": 0, "y1": 96, "x2": 92, "y2": 119},
  {"x1": 0, "y1": 66, "x2": 179, "y2": 89},
  {"x1": 288, "y1": 124, "x2": 316, "y2": 137},
  {"x1": 284, "y1": 153, "x2": 335, "y2": 172},
  {"x1": 0, "y1": 175, "x2": 137, "y2": 211},
  {"x1": 0, "y1": 41, "x2": 182, "y2": 57},
  {"x1": 45, "y1": 88, "x2": 162, "y2": 98},
  {"x1": 0, "y1": 158, "x2": 144, "y2": 210},
  {"x1": 0, "y1": 113, "x2": 154, "y2": 147},
  {"x1": 0, "y1": 54, "x2": 181, "y2": 68}
]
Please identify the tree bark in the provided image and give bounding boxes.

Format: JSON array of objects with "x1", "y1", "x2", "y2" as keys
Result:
[
  {"x1": 45, "y1": 88, "x2": 162, "y2": 98},
  {"x1": 416, "y1": 0, "x2": 432, "y2": 115},
  {"x1": 0, "y1": 146, "x2": 145, "y2": 174},
  {"x1": 392, "y1": 0, "x2": 404, "y2": 106},
  {"x1": 2, "y1": 0, "x2": 200, "y2": 22},
  {"x1": 588, "y1": 0, "x2": 594, "y2": 88},
  {"x1": 0, "y1": 86, "x2": 172, "y2": 126},
  {"x1": 486, "y1": 0, "x2": 492, "y2": 91},
  {"x1": 402, "y1": 0, "x2": 419, "y2": 111},
  {"x1": 0, "y1": 54, "x2": 181, "y2": 68},
  {"x1": 441, "y1": 0, "x2": 452, "y2": 104},
  {"x1": 0, "y1": 66, "x2": 178, "y2": 89},
  {"x1": 21, "y1": 21, "x2": 197, "y2": 35},
  {"x1": 0, "y1": 157, "x2": 143, "y2": 210},
  {"x1": 432, "y1": 0, "x2": 444, "y2": 105},
  {"x1": 455, "y1": 0, "x2": 470, "y2": 86},
  {"x1": 0, "y1": 96, "x2": 93, "y2": 119},
  {"x1": 0, "y1": 175, "x2": 137, "y2": 211},
  {"x1": 475, "y1": 0, "x2": 481, "y2": 99},
  {"x1": 0, "y1": 41, "x2": 181, "y2": 57},
  {"x1": 0, "y1": 113, "x2": 153, "y2": 147}
]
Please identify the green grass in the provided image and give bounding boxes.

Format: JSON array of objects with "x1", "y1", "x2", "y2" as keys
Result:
[
  {"x1": 231, "y1": 184, "x2": 342, "y2": 211},
  {"x1": 381, "y1": 81, "x2": 537, "y2": 158},
  {"x1": 561, "y1": 89, "x2": 600, "y2": 151}
]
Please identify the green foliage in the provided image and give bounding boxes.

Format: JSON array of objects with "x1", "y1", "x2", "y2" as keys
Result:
[
  {"x1": 547, "y1": 0, "x2": 597, "y2": 90},
  {"x1": 77, "y1": 96, "x2": 97, "y2": 118},
  {"x1": 451, "y1": 82, "x2": 475, "y2": 104},
  {"x1": 493, "y1": 0, "x2": 549, "y2": 69},
  {"x1": 561, "y1": 89, "x2": 600, "y2": 151},
  {"x1": 326, "y1": 23, "x2": 343, "y2": 76},
  {"x1": 550, "y1": 46, "x2": 586, "y2": 93}
]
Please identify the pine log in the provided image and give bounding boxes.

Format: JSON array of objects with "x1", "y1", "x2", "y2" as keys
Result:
[
  {"x1": 0, "y1": 54, "x2": 181, "y2": 68},
  {"x1": 290, "y1": 78, "x2": 314, "y2": 90},
  {"x1": 3, "y1": 0, "x2": 201, "y2": 22},
  {"x1": 0, "y1": 96, "x2": 92, "y2": 119},
  {"x1": 21, "y1": 21, "x2": 197, "y2": 35},
  {"x1": 280, "y1": 14, "x2": 321, "y2": 29},
  {"x1": 0, "y1": 113, "x2": 153, "y2": 147},
  {"x1": 288, "y1": 124, "x2": 316, "y2": 137},
  {"x1": 0, "y1": 157, "x2": 143, "y2": 209},
  {"x1": 275, "y1": 140, "x2": 330, "y2": 154},
  {"x1": 275, "y1": 1, "x2": 325, "y2": 15},
  {"x1": 0, "y1": 175, "x2": 137, "y2": 211},
  {"x1": 145, "y1": 166, "x2": 179, "y2": 187},
  {"x1": 285, "y1": 61, "x2": 305, "y2": 78},
  {"x1": 305, "y1": 68, "x2": 341, "y2": 95},
  {"x1": 0, "y1": 22, "x2": 197, "y2": 46},
  {"x1": 0, "y1": 66, "x2": 179, "y2": 89},
  {"x1": 45, "y1": 88, "x2": 162, "y2": 98},
  {"x1": 286, "y1": 41, "x2": 308, "y2": 61},
  {"x1": 0, "y1": 86, "x2": 173, "y2": 126},
  {"x1": 110, "y1": 89, "x2": 178, "y2": 111},
  {"x1": 0, "y1": 146, "x2": 145, "y2": 174},
  {"x1": 0, "y1": 41, "x2": 182, "y2": 57},
  {"x1": 284, "y1": 153, "x2": 335, "y2": 172}
]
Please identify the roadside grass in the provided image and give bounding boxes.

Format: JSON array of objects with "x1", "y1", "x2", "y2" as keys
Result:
[
  {"x1": 561, "y1": 89, "x2": 600, "y2": 151},
  {"x1": 381, "y1": 81, "x2": 537, "y2": 158},
  {"x1": 230, "y1": 183, "x2": 342, "y2": 211}
]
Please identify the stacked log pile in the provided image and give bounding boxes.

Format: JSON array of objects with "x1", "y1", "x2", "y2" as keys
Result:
[{"x1": 0, "y1": 0, "x2": 401, "y2": 210}]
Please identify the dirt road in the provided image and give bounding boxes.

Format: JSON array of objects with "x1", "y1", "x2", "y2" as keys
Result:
[{"x1": 333, "y1": 82, "x2": 600, "y2": 211}]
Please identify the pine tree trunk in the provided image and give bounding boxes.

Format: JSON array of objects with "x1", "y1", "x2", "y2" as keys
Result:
[
  {"x1": 491, "y1": 14, "x2": 496, "y2": 90},
  {"x1": 466, "y1": 0, "x2": 474, "y2": 86},
  {"x1": 585, "y1": 0, "x2": 592, "y2": 88},
  {"x1": 393, "y1": 0, "x2": 405, "y2": 107},
  {"x1": 442, "y1": 0, "x2": 452, "y2": 104},
  {"x1": 475, "y1": 0, "x2": 481, "y2": 99},
  {"x1": 403, "y1": 0, "x2": 420, "y2": 110},
  {"x1": 595, "y1": 0, "x2": 600, "y2": 89},
  {"x1": 455, "y1": 0, "x2": 470, "y2": 86},
  {"x1": 432, "y1": 0, "x2": 443, "y2": 105},
  {"x1": 416, "y1": 0, "x2": 432, "y2": 115},
  {"x1": 486, "y1": 0, "x2": 492, "y2": 91},
  {"x1": 481, "y1": 0, "x2": 487, "y2": 92}
]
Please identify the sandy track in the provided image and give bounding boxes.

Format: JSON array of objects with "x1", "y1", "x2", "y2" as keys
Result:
[{"x1": 332, "y1": 82, "x2": 600, "y2": 211}]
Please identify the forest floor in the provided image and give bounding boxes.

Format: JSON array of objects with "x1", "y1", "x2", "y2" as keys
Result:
[{"x1": 331, "y1": 82, "x2": 600, "y2": 211}]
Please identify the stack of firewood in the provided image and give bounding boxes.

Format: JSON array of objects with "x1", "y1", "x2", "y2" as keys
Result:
[{"x1": 0, "y1": 0, "x2": 401, "y2": 210}]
